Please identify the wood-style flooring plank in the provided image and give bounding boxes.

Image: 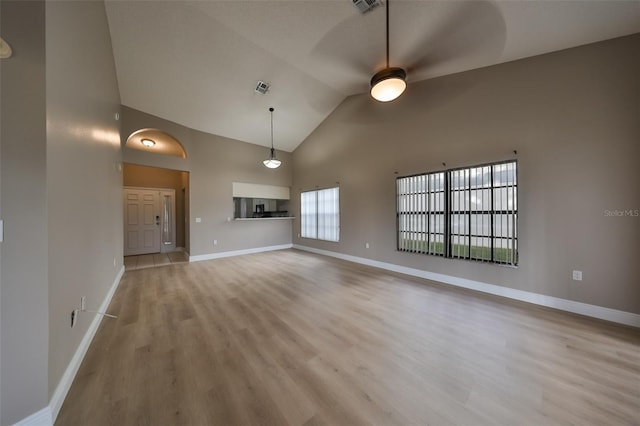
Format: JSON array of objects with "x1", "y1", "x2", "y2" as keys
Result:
[{"x1": 56, "y1": 249, "x2": 640, "y2": 426}]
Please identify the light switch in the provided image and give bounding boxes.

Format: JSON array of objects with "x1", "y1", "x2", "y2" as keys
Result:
[{"x1": 195, "y1": 217, "x2": 201, "y2": 223}]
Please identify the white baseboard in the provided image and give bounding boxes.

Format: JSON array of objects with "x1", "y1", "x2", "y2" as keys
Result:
[
  {"x1": 293, "y1": 245, "x2": 640, "y2": 328},
  {"x1": 12, "y1": 406, "x2": 52, "y2": 426},
  {"x1": 188, "y1": 244, "x2": 293, "y2": 263},
  {"x1": 48, "y1": 265, "x2": 126, "y2": 424}
]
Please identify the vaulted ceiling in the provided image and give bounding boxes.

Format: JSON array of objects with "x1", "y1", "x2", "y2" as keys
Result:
[{"x1": 105, "y1": 0, "x2": 640, "y2": 152}]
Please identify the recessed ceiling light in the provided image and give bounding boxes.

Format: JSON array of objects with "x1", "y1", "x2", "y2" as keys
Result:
[{"x1": 141, "y1": 138, "x2": 156, "y2": 147}]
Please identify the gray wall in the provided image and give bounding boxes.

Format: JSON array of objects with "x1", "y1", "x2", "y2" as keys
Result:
[
  {"x1": 46, "y1": 0, "x2": 123, "y2": 402},
  {"x1": 0, "y1": 2, "x2": 49, "y2": 424},
  {"x1": 292, "y1": 34, "x2": 640, "y2": 315},
  {"x1": 121, "y1": 106, "x2": 293, "y2": 257},
  {"x1": 0, "y1": 0, "x2": 122, "y2": 424}
]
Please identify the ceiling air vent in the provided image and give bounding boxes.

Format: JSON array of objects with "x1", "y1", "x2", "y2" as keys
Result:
[
  {"x1": 255, "y1": 80, "x2": 270, "y2": 94},
  {"x1": 352, "y1": 0, "x2": 382, "y2": 14}
]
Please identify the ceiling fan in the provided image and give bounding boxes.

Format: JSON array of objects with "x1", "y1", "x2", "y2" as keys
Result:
[{"x1": 311, "y1": 0, "x2": 507, "y2": 100}]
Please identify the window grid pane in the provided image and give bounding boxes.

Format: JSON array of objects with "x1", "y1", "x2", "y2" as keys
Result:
[
  {"x1": 396, "y1": 161, "x2": 517, "y2": 266},
  {"x1": 397, "y1": 171, "x2": 445, "y2": 256},
  {"x1": 317, "y1": 188, "x2": 340, "y2": 242},
  {"x1": 300, "y1": 191, "x2": 317, "y2": 239}
]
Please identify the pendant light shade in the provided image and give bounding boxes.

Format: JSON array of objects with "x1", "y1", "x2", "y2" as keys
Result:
[
  {"x1": 0, "y1": 37, "x2": 13, "y2": 59},
  {"x1": 263, "y1": 154, "x2": 281, "y2": 169},
  {"x1": 370, "y1": 0, "x2": 406, "y2": 102},
  {"x1": 263, "y1": 107, "x2": 281, "y2": 169}
]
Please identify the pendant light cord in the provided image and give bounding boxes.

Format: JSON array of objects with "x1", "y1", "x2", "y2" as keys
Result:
[
  {"x1": 386, "y1": 0, "x2": 390, "y2": 68},
  {"x1": 269, "y1": 107, "x2": 275, "y2": 153},
  {"x1": 263, "y1": 106, "x2": 281, "y2": 167}
]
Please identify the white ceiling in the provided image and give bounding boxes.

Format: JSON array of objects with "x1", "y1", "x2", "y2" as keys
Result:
[{"x1": 105, "y1": 0, "x2": 640, "y2": 152}]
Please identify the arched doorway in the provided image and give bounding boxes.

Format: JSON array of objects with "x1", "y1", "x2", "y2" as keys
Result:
[{"x1": 123, "y1": 129, "x2": 190, "y2": 269}]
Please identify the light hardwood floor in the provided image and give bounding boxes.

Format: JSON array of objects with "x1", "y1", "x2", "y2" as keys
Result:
[
  {"x1": 56, "y1": 249, "x2": 640, "y2": 425},
  {"x1": 124, "y1": 252, "x2": 188, "y2": 271}
]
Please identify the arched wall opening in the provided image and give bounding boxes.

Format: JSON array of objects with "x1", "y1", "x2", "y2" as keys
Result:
[
  {"x1": 125, "y1": 128, "x2": 187, "y2": 158},
  {"x1": 123, "y1": 127, "x2": 190, "y2": 262}
]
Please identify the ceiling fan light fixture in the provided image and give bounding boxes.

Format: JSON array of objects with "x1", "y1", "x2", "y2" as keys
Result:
[
  {"x1": 370, "y1": 67, "x2": 406, "y2": 102},
  {"x1": 370, "y1": 0, "x2": 407, "y2": 102},
  {"x1": 263, "y1": 107, "x2": 281, "y2": 169},
  {"x1": 0, "y1": 37, "x2": 13, "y2": 59}
]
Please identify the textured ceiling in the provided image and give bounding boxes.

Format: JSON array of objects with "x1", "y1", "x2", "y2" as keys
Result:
[{"x1": 105, "y1": 0, "x2": 640, "y2": 152}]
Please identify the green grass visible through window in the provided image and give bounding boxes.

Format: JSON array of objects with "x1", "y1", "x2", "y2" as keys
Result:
[{"x1": 399, "y1": 239, "x2": 517, "y2": 264}]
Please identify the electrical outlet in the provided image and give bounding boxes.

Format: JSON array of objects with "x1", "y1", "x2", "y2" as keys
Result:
[
  {"x1": 213, "y1": 239, "x2": 218, "y2": 246},
  {"x1": 71, "y1": 310, "x2": 77, "y2": 328},
  {"x1": 365, "y1": 243, "x2": 370, "y2": 249},
  {"x1": 80, "y1": 296, "x2": 86, "y2": 311},
  {"x1": 572, "y1": 270, "x2": 583, "y2": 281}
]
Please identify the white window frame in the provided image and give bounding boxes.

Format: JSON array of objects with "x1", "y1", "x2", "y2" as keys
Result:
[{"x1": 301, "y1": 187, "x2": 340, "y2": 242}]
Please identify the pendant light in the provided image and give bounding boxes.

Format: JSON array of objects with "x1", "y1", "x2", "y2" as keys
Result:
[
  {"x1": 263, "y1": 107, "x2": 281, "y2": 169},
  {"x1": 370, "y1": 0, "x2": 406, "y2": 102}
]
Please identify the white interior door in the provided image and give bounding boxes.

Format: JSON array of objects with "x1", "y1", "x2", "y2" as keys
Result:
[{"x1": 124, "y1": 188, "x2": 160, "y2": 256}]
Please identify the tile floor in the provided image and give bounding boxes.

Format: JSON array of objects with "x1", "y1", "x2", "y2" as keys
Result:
[{"x1": 124, "y1": 251, "x2": 188, "y2": 271}]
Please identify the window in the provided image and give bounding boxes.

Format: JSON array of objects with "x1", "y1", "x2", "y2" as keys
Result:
[
  {"x1": 301, "y1": 187, "x2": 340, "y2": 242},
  {"x1": 397, "y1": 161, "x2": 517, "y2": 265},
  {"x1": 397, "y1": 172, "x2": 446, "y2": 256}
]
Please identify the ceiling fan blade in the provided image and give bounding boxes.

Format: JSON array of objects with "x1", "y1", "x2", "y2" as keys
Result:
[
  {"x1": 310, "y1": 9, "x2": 386, "y2": 93},
  {"x1": 405, "y1": 0, "x2": 507, "y2": 79},
  {"x1": 310, "y1": 1, "x2": 505, "y2": 95}
]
